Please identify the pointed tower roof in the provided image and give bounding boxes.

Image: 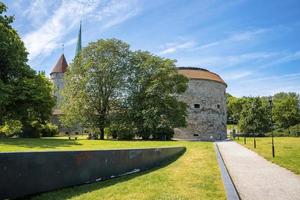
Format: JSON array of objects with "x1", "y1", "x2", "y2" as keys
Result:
[
  {"x1": 50, "y1": 54, "x2": 68, "y2": 75},
  {"x1": 75, "y1": 21, "x2": 82, "y2": 57}
]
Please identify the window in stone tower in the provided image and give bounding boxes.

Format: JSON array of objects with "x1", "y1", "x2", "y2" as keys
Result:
[
  {"x1": 194, "y1": 104, "x2": 200, "y2": 108},
  {"x1": 217, "y1": 104, "x2": 220, "y2": 109},
  {"x1": 193, "y1": 134, "x2": 199, "y2": 136}
]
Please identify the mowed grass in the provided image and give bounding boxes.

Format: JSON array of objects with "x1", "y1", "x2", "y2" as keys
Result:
[
  {"x1": 0, "y1": 138, "x2": 226, "y2": 200},
  {"x1": 236, "y1": 137, "x2": 300, "y2": 174}
]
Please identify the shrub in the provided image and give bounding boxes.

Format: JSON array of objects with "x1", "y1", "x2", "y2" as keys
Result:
[
  {"x1": 21, "y1": 121, "x2": 41, "y2": 138},
  {"x1": 152, "y1": 128, "x2": 175, "y2": 140},
  {"x1": 0, "y1": 120, "x2": 22, "y2": 137},
  {"x1": 109, "y1": 125, "x2": 135, "y2": 140},
  {"x1": 41, "y1": 123, "x2": 59, "y2": 137},
  {"x1": 20, "y1": 121, "x2": 58, "y2": 138},
  {"x1": 288, "y1": 124, "x2": 300, "y2": 137}
]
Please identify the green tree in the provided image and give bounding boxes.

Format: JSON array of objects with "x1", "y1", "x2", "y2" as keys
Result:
[
  {"x1": 19, "y1": 72, "x2": 56, "y2": 137},
  {"x1": 0, "y1": 2, "x2": 55, "y2": 137},
  {"x1": 272, "y1": 92, "x2": 300, "y2": 129},
  {"x1": 61, "y1": 39, "x2": 131, "y2": 140},
  {"x1": 126, "y1": 51, "x2": 188, "y2": 139},
  {"x1": 227, "y1": 94, "x2": 245, "y2": 123},
  {"x1": 0, "y1": 2, "x2": 30, "y2": 122},
  {"x1": 238, "y1": 97, "x2": 271, "y2": 135}
]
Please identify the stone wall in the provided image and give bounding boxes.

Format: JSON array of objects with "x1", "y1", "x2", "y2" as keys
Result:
[
  {"x1": 50, "y1": 72, "x2": 64, "y2": 108},
  {"x1": 174, "y1": 79, "x2": 227, "y2": 141}
]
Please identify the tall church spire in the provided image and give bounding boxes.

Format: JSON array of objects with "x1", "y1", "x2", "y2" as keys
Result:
[{"x1": 75, "y1": 21, "x2": 82, "y2": 56}]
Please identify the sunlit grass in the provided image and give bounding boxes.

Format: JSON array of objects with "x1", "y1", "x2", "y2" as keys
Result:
[
  {"x1": 0, "y1": 138, "x2": 226, "y2": 200},
  {"x1": 236, "y1": 137, "x2": 300, "y2": 174}
]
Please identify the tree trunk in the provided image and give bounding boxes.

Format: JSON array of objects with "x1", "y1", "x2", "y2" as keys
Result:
[{"x1": 100, "y1": 127, "x2": 105, "y2": 140}]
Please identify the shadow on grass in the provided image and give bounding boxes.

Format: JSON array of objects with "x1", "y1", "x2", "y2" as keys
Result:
[
  {"x1": 27, "y1": 148, "x2": 186, "y2": 200},
  {"x1": 0, "y1": 138, "x2": 82, "y2": 151}
]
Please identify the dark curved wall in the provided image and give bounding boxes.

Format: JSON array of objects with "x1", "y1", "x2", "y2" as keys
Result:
[{"x1": 0, "y1": 147, "x2": 185, "y2": 199}]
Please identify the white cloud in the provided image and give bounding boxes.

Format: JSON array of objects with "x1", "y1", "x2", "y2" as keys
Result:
[
  {"x1": 159, "y1": 41, "x2": 196, "y2": 55},
  {"x1": 23, "y1": 0, "x2": 55, "y2": 26},
  {"x1": 93, "y1": 0, "x2": 139, "y2": 30},
  {"x1": 192, "y1": 28, "x2": 268, "y2": 51},
  {"x1": 22, "y1": 0, "x2": 140, "y2": 61},
  {"x1": 258, "y1": 51, "x2": 300, "y2": 68},
  {"x1": 242, "y1": 73, "x2": 300, "y2": 83},
  {"x1": 222, "y1": 70, "x2": 253, "y2": 81},
  {"x1": 228, "y1": 73, "x2": 300, "y2": 97},
  {"x1": 177, "y1": 52, "x2": 278, "y2": 69},
  {"x1": 65, "y1": 38, "x2": 77, "y2": 47},
  {"x1": 23, "y1": 0, "x2": 100, "y2": 60}
]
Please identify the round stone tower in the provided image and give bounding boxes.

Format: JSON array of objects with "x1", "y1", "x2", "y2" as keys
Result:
[
  {"x1": 50, "y1": 54, "x2": 68, "y2": 108},
  {"x1": 174, "y1": 67, "x2": 227, "y2": 141}
]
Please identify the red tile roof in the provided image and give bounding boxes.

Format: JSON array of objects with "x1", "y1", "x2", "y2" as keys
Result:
[
  {"x1": 50, "y1": 54, "x2": 68, "y2": 75},
  {"x1": 178, "y1": 67, "x2": 227, "y2": 86}
]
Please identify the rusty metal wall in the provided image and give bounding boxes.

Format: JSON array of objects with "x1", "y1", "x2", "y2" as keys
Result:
[{"x1": 0, "y1": 146, "x2": 185, "y2": 199}]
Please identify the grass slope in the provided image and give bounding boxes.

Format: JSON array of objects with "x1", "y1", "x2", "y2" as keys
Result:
[
  {"x1": 236, "y1": 137, "x2": 300, "y2": 175},
  {"x1": 0, "y1": 138, "x2": 226, "y2": 200}
]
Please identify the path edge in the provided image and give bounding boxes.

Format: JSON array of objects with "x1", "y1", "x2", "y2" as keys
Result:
[{"x1": 214, "y1": 142, "x2": 241, "y2": 200}]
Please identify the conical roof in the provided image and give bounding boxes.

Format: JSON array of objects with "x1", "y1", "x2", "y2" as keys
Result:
[
  {"x1": 178, "y1": 67, "x2": 227, "y2": 86},
  {"x1": 50, "y1": 54, "x2": 68, "y2": 75}
]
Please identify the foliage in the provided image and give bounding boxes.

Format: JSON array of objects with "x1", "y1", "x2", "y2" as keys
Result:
[
  {"x1": 151, "y1": 128, "x2": 175, "y2": 140},
  {"x1": 40, "y1": 123, "x2": 59, "y2": 137},
  {"x1": 0, "y1": 2, "x2": 55, "y2": 137},
  {"x1": 272, "y1": 92, "x2": 300, "y2": 129},
  {"x1": 267, "y1": 123, "x2": 300, "y2": 137},
  {"x1": 0, "y1": 119, "x2": 22, "y2": 137},
  {"x1": 109, "y1": 128, "x2": 135, "y2": 140},
  {"x1": 228, "y1": 92, "x2": 300, "y2": 136},
  {"x1": 227, "y1": 94, "x2": 245, "y2": 123},
  {"x1": 288, "y1": 124, "x2": 300, "y2": 137},
  {"x1": 127, "y1": 51, "x2": 188, "y2": 139},
  {"x1": 238, "y1": 97, "x2": 271, "y2": 135},
  {"x1": 61, "y1": 39, "x2": 131, "y2": 139},
  {"x1": 62, "y1": 41, "x2": 188, "y2": 140},
  {"x1": 17, "y1": 72, "x2": 55, "y2": 136}
]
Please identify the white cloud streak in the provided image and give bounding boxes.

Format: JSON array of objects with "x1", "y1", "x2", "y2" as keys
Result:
[
  {"x1": 222, "y1": 70, "x2": 253, "y2": 81},
  {"x1": 22, "y1": 0, "x2": 139, "y2": 61},
  {"x1": 192, "y1": 28, "x2": 268, "y2": 51},
  {"x1": 159, "y1": 41, "x2": 196, "y2": 55}
]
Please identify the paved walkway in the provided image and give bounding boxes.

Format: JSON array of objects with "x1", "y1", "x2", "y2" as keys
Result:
[{"x1": 216, "y1": 141, "x2": 300, "y2": 200}]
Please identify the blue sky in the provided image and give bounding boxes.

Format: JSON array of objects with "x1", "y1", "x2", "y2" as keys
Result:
[{"x1": 3, "y1": 0, "x2": 300, "y2": 97}]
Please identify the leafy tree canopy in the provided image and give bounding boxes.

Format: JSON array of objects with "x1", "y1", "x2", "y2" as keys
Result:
[
  {"x1": 0, "y1": 2, "x2": 55, "y2": 137},
  {"x1": 273, "y1": 92, "x2": 300, "y2": 129},
  {"x1": 61, "y1": 40, "x2": 188, "y2": 140}
]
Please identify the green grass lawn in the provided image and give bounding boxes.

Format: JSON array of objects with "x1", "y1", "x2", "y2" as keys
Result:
[
  {"x1": 236, "y1": 137, "x2": 300, "y2": 175},
  {"x1": 0, "y1": 138, "x2": 226, "y2": 200}
]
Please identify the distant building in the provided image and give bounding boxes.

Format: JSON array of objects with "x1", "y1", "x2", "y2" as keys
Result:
[{"x1": 174, "y1": 67, "x2": 227, "y2": 141}]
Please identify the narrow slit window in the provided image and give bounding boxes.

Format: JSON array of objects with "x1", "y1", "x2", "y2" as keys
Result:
[
  {"x1": 193, "y1": 134, "x2": 199, "y2": 136},
  {"x1": 217, "y1": 104, "x2": 220, "y2": 109},
  {"x1": 194, "y1": 104, "x2": 200, "y2": 108}
]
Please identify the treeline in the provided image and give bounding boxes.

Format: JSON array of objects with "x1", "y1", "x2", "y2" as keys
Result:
[
  {"x1": 61, "y1": 40, "x2": 189, "y2": 140},
  {"x1": 227, "y1": 92, "x2": 300, "y2": 136},
  {"x1": 0, "y1": 3, "x2": 56, "y2": 138}
]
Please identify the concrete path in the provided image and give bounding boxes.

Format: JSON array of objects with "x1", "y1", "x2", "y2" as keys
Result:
[{"x1": 216, "y1": 141, "x2": 300, "y2": 200}]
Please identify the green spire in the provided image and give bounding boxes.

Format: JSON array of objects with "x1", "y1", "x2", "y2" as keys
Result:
[{"x1": 75, "y1": 21, "x2": 82, "y2": 57}]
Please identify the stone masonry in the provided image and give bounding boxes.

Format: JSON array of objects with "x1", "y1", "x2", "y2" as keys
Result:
[{"x1": 174, "y1": 68, "x2": 227, "y2": 141}]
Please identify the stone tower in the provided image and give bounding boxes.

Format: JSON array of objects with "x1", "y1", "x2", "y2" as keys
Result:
[
  {"x1": 50, "y1": 54, "x2": 68, "y2": 109},
  {"x1": 174, "y1": 67, "x2": 227, "y2": 141},
  {"x1": 50, "y1": 22, "x2": 82, "y2": 133}
]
